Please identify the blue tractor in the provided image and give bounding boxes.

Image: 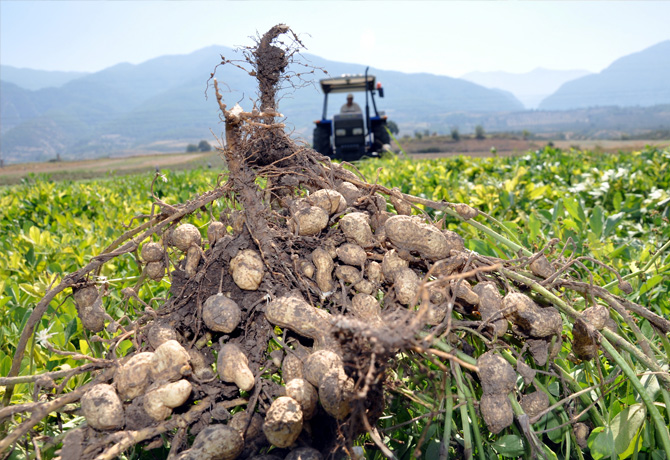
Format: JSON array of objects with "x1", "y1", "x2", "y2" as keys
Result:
[{"x1": 313, "y1": 67, "x2": 390, "y2": 161}]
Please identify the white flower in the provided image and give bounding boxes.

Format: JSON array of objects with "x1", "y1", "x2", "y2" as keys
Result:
[
  {"x1": 649, "y1": 189, "x2": 665, "y2": 201},
  {"x1": 36, "y1": 324, "x2": 56, "y2": 348},
  {"x1": 569, "y1": 182, "x2": 589, "y2": 193}
]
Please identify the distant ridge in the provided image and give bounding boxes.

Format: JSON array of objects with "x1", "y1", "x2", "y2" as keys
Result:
[
  {"x1": 2, "y1": 40, "x2": 670, "y2": 164},
  {"x1": 0, "y1": 65, "x2": 89, "y2": 91},
  {"x1": 539, "y1": 40, "x2": 670, "y2": 110},
  {"x1": 0, "y1": 47, "x2": 523, "y2": 163},
  {"x1": 462, "y1": 68, "x2": 591, "y2": 109}
]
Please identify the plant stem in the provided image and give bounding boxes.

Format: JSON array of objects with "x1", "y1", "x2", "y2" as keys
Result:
[
  {"x1": 499, "y1": 349, "x2": 605, "y2": 427},
  {"x1": 461, "y1": 367, "x2": 487, "y2": 460},
  {"x1": 598, "y1": 336, "x2": 670, "y2": 459},
  {"x1": 441, "y1": 374, "x2": 454, "y2": 460},
  {"x1": 422, "y1": 333, "x2": 478, "y2": 367},
  {"x1": 443, "y1": 207, "x2": 532, "y2": 257},
  {"x1": 601, "y1": 238, "x2": 670, "y2": 291},
  {"x1": 452, "y1": 364, "x2": 473, "y2": 460},
  {"x1": 600, "y1": 327, "x2": 670, "y2": 390},
  {"x1": 500, "y1": 268, "x2": 670, "y2": 389},
  {"x1": 478, "y1": 210, "x2": 525, "y2": 248}
]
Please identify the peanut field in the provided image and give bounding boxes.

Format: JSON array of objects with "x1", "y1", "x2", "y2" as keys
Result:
[
  {"x1": 1, "y1": 25, "x2": 669, "y2": 460},
  {"x1": 1, "y1": 144, "x2": 668, "y2": 459}
]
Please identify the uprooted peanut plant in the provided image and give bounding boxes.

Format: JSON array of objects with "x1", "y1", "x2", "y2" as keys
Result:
[{"x1": 1, "y1": 25, "x2": 670, "y2": 460}]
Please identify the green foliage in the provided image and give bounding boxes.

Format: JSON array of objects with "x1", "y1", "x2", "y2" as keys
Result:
[
  {"x1": 197, "y1": 140, "x2": 212, "y2": 152},
  {"x1": 357, "y1": 147, "x2": 670, "y2": 300},
  {"x1": 2, "y1": 146, "x2": 670, "y2": 459},
  {"x1": 0, "y1": 169, "x2": 221, "y2": 406},
  {"x1": 475, "y1": 124, "x2": 486, "y2": 139},
  {"x1": 386, "y1": 120, "x2": 399, "y2": 135},
  {"x1": 353, "y1": 146, "x2": 670, "y2": 459},
  {"x1": 186, "y1": 143, "x2": 198, "y2": 153}
]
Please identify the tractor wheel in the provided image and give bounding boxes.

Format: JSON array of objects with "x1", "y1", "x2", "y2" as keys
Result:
[
  {"x1": 372, "y1": 123, "x2": 391, "y2": 152},
  {"x1": 313, "y1": 126, "x2": 332, "y2": 156}
]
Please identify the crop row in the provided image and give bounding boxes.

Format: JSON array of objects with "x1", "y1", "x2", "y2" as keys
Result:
[
  {"x1": 1, "y1": 146, "x2": 669, "y2": 459},
  {"x1": 2, "y1": 147, "x2": 669, "y2": 379}
]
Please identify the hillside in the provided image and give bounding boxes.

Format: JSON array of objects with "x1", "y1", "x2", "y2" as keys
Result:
[
  {"x1": 0, "y1": 48, "x2": 523, "y2": 164},
  {"x1": 1, "y1": 81, "x2": 43, "y2": 133},
  {"x1": 0, "y1": 65, "x2": 89, "y2": 91},
  {"x1": 4, "y1": 41, "x2": 670, "y2": 164},
  {"x1": 394, "y1": 104, "x2": 670, "y2": 140},
  {"x1": 462, "y1": 68, "x2": 591, "y2": 109},
  {"x1": 0, "y1": 46, "x2": 244, "y2": 163},
  {"x1": 539, "y1": 40, "x2": 670, "y2": 110}
]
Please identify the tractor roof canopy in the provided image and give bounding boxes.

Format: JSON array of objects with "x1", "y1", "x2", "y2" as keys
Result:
[{"x1": 319, "y1": 74, "x2": 376, "y2": 94}]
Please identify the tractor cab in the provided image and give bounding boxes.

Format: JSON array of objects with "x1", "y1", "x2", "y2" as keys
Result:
[{"x1": 313, "y1": 67, "x2": 390, "y2": 161}]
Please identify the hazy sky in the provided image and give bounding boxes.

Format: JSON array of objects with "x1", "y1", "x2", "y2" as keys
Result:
[{"x1": 2, "y1": 1, "x2": 669, "y2": 78}]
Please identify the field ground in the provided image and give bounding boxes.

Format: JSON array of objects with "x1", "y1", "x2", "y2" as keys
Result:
[
  {"x1": 0, "y1": 151, "x2": 225, "y2": 186},
  {"x1": 395, "y1": 136, "x2": 670, "y2": 159},
  {"x1": 1, "y1": 137, "x2": 668, "y2": 186}
]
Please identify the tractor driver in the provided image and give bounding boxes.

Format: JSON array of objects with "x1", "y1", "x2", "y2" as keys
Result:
[{"x1": 340, "y1": 93, "x2": 362, "y2": 113}]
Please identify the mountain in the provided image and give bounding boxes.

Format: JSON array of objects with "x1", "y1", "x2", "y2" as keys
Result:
[
  {"x1": 0, "y1": 46, "x2": 254, "y2": 162},
  {"x1": 0, "y1": 65, "x2": 89, "y2": 91},
  {"x1": 1, "y1": 81, "x2": 43, "y2": 133},
  {"x1": 539, "y1": 40, "x2": 670, "y2": 110},
  {"x1": 0, "y1": 48, "x2": 524, "y2": 164},
  {"x1": 279, "y1": 54, "x2": 524, "y2": 134},
  {"x1": 462, "y1": 68, "x2": 591, "y2": 109}
]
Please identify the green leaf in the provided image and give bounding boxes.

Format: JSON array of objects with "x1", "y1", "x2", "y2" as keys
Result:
[
  {"x1": 611, "y1": 403, "x2": 646, "y2": 458},
  {"x1": 529, "y1": 213, "x2": 542, "y2": 242},
  {"x1": 563, "y1": 196, "x2": 586, "y2": 223},
  {"x1": 28, "y1": 225, "x2": 40, "y2": 245},
  {"x1": 651, "y1": 449, "x2": 668, "y2": 460},
  {"x1": 604, "y1": 212, "x2": 626, "y2": 237},
  {"x1": 491, "y1": 434, "x2": 525, "y2": 457},
  {"x1": 544, "y1": 410, "x2": 566, "y2": 444},
  {"x1": 528, "y1": 184, "x2": 551, "y2": 201},
  {"x1": 552, "y1": 200, "x2": 564, "y2": 222},
  {"x1": 468, "y1": 239, "x2": 498, "y2": 257},
  {"x1": 79, "y1": 339, "x2": 90, "y2": 356},
  {"x1": 618, "y1": 430, "x2": 643, "y2": 459},
  {"x1": 540, "y1": 444, "x2": 559, "y2": 460},
  {"x1": 64, "y1": 317, "x2": 79, "y2": 343},
  {"x1": 609, "y1": 243, "x2": 630, "y2": 260},
  {"x1": 0, "y1": 296, "x2": 11, "y2": 310},
  {"x1": 613, "y1": 191, "x2": 623, "y2": 211},
  {"x1": 640, "y1": 274, "x2": 664, "y2": 296},
  {"x1": 561, "y1": 218, "x2": 581, "y2": 233},
  {"x1": 0, "y1": 353, "x2": 11, "y2": 376},
  {"x1": 424, "y1": 422, "x2": 438, "y2": 442},
  {"x1": 589, "y1": 404, "x2": 647, "y2": 460},
  {"x1": 547, "y1": 381, "x2": 560, "y2": 397},
  {"x1": 425, "y1": 439, "x2": 442, "y2": 459},
  {"x1": 590, "y1": 205, "x2": 605, "y2": 239},
  {"x1": 589, "y1": 426, "x2": 617, "y2": 460}
]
